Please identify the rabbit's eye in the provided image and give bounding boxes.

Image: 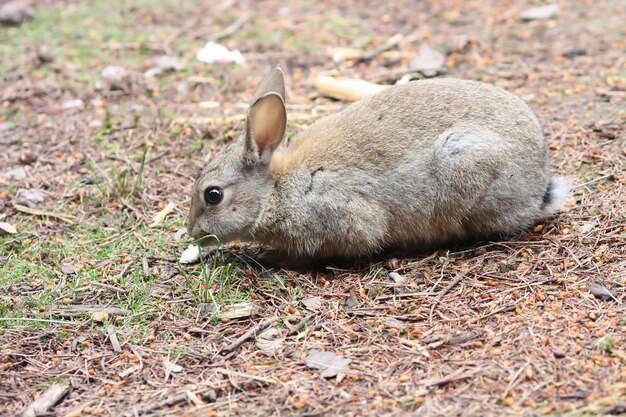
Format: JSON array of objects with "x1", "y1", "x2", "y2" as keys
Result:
[{"x1": 204, "y1": 187, "x2": 223, "y2": 205}]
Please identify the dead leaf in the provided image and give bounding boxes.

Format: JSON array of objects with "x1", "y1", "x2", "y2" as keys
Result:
[
  {"x1": 91, "y1": 311, "x2": 109, "y2": 322},
  {"x1": 149, "y1": 201, "x2": 176, "y2": 227},
  {"x1": 386, "y1": 317, "x2": 406, "y2": 330},
  {"x1": 305, "y1": 349, "x2": 351, "y2": 378},
  {"x1": 0, "y1": 222, "x2": 17, "y2": 235},
  {"x1": 589, "y1": 283, "x2": 617, "y2": 301},
  {"x1": 345, "y1": 291, "x2": 360, "y2": 309},
  {"x1": 410, "y1": 44, "x2": 446, "y2": 75},
  {"x1": 14, "y1": 189, "x2": 44, "y2": 208},
  {"x1": 255, "y1": 327, "x2": 284, "y2": 356},
  {"x1": 162, "y1": 360, "x2": 183, "y2": 374},
  {"x1": 389, "y1": 272, "x2": 408, "y2": 284},
  {"x1": 220, "y1": 302, "x2": 261, "y2": 319},
  {"x1": 520, "y1": 4, "x2": 559, "y2": 21},
  {"x1": 316, "y1": 76, "x2": 388, "y2": 102},
  {"x1": 61, "y1": 264, "x2": 77, "y2": 275},
  {"x1": 301, "y1": 296, "x2": 322, "y2": 311},
  {"x1": 577, "y1": 221, "x2": 597, "y2": 234}
]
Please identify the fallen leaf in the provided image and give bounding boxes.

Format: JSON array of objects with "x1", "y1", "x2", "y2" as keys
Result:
[
  {"x1": 14, "y1": 189, "x2": 44, "y2": 208},
  {"x1": 520, "y1": 4, "x2": 559, "y2": 21},
  {"x1": 305, "y1": 349, "x2": 351, "y2": 378},
  {"x1": 577, "y1": 221, "x2": 597, "y2": 234},
  {"x1": 61, "y1": 264, "x2": 77, "y2": 275},
  {"x1": 589, "y1": 283, "x2": 617, "y2": 301},
  {"x1": 144, "y1": 56, "x2": 184, "y2": 78},
  {"x1": 91, "y1": 311, "x2": 109, "y2": 322},
  {"x1": 410, "y1": 44, "x2": 446, "y2": 75},
  {"x1": 316, "y1": 76, "x2": 388, "y2": 101},
  {"x1": 62, "y1": 99, "x2": 84, "y2": 110},
  {"x1": 220, "y1": 302, "x2": 261, "y2": 319},
  {"x1": 150, "y1": 201, "x2": 176, "y2": 227},
  {"x1": 101, "y1": 65, "x2": 129, "y2": 82},
  {"x1": 301, "y1": 296, "x2": 322, "y2": 311},
  {"x1": 345, "y1": 291, "x2": 360, "y2": 309},
  {"x1": 0, "y1": 222, "x2": 17, "y2": 235},
  {"x1": 386, "y1": 317, "x2": 406, "y2": 330},
  {"x1": 255, "y1": 327, "x2": 284, "y2": 356},
  {"x1": 389, "y1": 272, "x2": 408, "y2": 284},
  {"x1": 162, "y1": 360, "x2": 183, "y2": 374}
]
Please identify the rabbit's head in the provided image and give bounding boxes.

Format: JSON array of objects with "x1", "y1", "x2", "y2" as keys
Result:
[{"x1": 186, "y1": 67, "x2": 287, "y2": 246}]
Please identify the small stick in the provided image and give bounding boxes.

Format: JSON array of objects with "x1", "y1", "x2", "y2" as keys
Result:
[
  {"x1": 22, "y1": 384, "x2": 70, "y2": 417},
  {"x1": 118, "y1": 261, "x2": 133, "y2": 279},
  {"x1": 469, "y1": 304, "x2": 517, "y2": 324},
  {"x1": 211, "y1": 13, "x2": 253, "y2": 41},
  {"x1": 107, "y1": 326, "x2": 122, "y2": 353},
  {"x1": 216, "y1": 368, "x2": 278, "y2": 384},
  {"x1": 376, "y1": 291, "x2": 430, "y2": 300},
  {"x1": 573, "y1": 173, "x2": 615, "y2": 191},
  {"x1": 360, "y1": 33, "x2": 405, "y2": 61},
  {"x1": 132, "y1": 388, "x2": 215, "y2": 415},
  {"x1": 429, "y1": 272, "x2": 467, "y2": 322},
  {"x1": 220, "y1": 316, "x2": 279, "y2": 355},
  {"x1": 51, "y1": 305, "x2": 129, "y2": 317},
  {"x1": 12, "y1": 203, "x2": 77, "y2": 224}
]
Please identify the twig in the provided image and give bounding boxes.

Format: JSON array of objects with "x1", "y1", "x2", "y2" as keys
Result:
[
  {"x1": 0, "y1": 317, "x2": 76, "y2": 325},
  {"x1": 12, "y1": 203, "x2": 78, "y2": 224},
  {"x1": 360, "y1": 33, "x2": 404, "y2": 61},
  {"x1": 421, "y1": 368, "x2": 481, "y2": 388},
  {"x1": 376, "y1": 291, "x2": 430, "y2": 300},
  {"x1": 573, "y1": 174, "x2": 615, "y2": 191},
  {"x1": 502, "y1": 362, "x2": 531, "y2": 399},
  {"x1": 469, "y1": 304, "x2": 517, "y2": 324},
  {"x1": 211, "y1": 13, "x2": 253, "y2": 41},
  {"x1": 132, "y1": 388, "x2": 215, "y2": 415},
  {"x1": 216, "y1": 368, "x2": 278, "y2": 384},
  {"x1": 85, "y1": 281, "x2": 128, "y2": 293},
  {"x1": 107, "y1": 326, "x2": 122, "y2": 353},
  {"x1": 220, "y1": 316, "x2": 279, "y2": 355},
  {"x1": 429, "y1": 272, "x2": 467, "y2": 322},
  {"x1": 50, "y1": 305, "x2": 129, "y2": 317},
  {"x1": 22, "y1": 384, "x2": 70, "y2": 417}
]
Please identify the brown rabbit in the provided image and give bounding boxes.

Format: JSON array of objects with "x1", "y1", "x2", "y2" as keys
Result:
[{"x1": 186, "y1": 67, "x2": 567, "y2": 258}]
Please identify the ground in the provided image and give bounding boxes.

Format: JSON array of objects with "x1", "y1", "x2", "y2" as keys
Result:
[{"x1": 1, "y1": 0, "x2": 625, "y2": 416}]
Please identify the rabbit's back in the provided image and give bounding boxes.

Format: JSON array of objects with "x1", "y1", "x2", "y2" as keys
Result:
[{"x1": 273, "y1": 78, "x2": 546, "y2": 174}]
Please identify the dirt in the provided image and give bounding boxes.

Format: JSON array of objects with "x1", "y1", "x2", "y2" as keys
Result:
[{"x1": 1, "y1": 1, "x2": 625, "y2": 416}]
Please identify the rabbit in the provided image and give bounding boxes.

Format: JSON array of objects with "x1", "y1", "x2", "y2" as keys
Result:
[{"x1": 186, "y1": 67, "x2": 568, "y2": 259}]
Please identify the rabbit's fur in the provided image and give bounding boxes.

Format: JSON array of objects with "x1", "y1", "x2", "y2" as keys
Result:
[{"x1": 187, "y1": 67, "x2": 567, "y2": 258}]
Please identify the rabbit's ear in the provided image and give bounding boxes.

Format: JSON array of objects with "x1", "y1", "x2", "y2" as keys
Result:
[
  {"x1": 245, "y1": 92, "x2": 286, "y2": 161},
  {"x1": 250, "y1": 66, "x2": 285, "y2": 104}
]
